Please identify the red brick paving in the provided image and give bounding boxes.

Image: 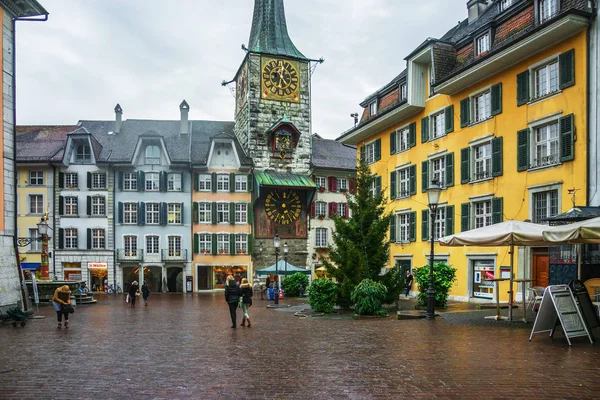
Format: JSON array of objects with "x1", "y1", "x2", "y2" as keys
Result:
[{"x1": 1, "y1": 293, "x2": 599, "y2": 399}]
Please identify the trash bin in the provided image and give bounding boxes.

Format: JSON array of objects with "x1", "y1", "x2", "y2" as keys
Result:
[{"x1": 185, "y1": 276, "x2": 192, "y2": 292}]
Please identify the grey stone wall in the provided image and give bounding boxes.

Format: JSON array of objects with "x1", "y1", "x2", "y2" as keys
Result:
[{"x1": 253, "y1": 238, "x2": 310, "y2": 273}]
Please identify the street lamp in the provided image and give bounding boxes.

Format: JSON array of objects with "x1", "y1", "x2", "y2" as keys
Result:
[
  {"x1": 274, "y1": 234, "x2": 280, "y2": 305},
  {"x1": 16, "y1": 216, "x2": 51, "y2": 280},
  {"x1": 283, "y1": 242, "x2": 289, "y2": 297},
  {"x1": 426, "y1": 180, "x2": 442, "y2": 320}
]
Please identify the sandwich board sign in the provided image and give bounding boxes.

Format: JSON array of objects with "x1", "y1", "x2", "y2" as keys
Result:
[{"x1": 529, "y1": 285, "x2": 594, "y2": 345}]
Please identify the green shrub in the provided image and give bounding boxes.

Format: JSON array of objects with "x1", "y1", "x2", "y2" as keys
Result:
[
  {"x1": 350, "y1": 279, "x2": 388, "y2": 316},
  {"x1": 413, "y1": 262, "x2": 457, "y2": 308},
  {"x1": 308, "y1": 279, "x2": 337, "y2": 313},
  {"x1": 282, "y1": 272, "x2": 309, "y2": 297}
]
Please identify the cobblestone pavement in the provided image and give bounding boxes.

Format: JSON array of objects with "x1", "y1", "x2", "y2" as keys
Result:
[{"x1": 1, "y1": 293, "x2": 600, "y2": 399}]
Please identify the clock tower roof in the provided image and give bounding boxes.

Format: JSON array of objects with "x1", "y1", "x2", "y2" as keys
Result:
[{"x1": 247, "y1": 0, "x2": 307, "y2": 60}]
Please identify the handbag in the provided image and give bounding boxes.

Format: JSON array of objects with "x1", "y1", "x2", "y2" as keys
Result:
[
  {"x1": 135, "y1": 292, "x2": 140, "y2": 297},
  {"x1": 62, "y1": 304, "x2": 75, "y2": 314},
  {"x1": 238, "y1": 298, "x2": 243, "y2": 308},
  {"x1": 125, "y1": 294, "x2": 130, "y2": 303}
]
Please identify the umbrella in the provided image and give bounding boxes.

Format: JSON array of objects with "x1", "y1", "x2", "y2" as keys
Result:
[
  {"x1": 542, "y1": 216, "x2": 600, "y2": 244},
  {"x1": 439, "y1": 220, "x2": 550, "y2": 321},
  {"x1": 256, "y1": 260, "x2": 310, "y2": 276}
]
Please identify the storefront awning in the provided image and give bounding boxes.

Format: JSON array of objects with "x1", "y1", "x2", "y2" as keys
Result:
[{"x1": 20, "y1": 262, "x2": 40, "y2": 271}]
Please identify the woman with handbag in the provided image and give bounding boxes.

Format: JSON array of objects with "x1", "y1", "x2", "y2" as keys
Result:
[
  {"x1": 240, "y1": 278, "x2": 253, "y2": 327},
  {"x1": 128, "y1": 280, "x2": 140, "y2": 308},
  {"x1": 224, "y1": 275, "x2": 241, "y2": 328},
  {"x1": 52, "y1": 285, "x2": 72, "y2": 329}
]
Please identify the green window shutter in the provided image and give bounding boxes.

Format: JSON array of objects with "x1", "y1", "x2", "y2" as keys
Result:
[
  {"x1": 375, "y1": 176, "x2": 382, "y2": 197},
  {"x1": 137, "y1": 170, "x2": 144, "y2": 192},
  {"x1": 230, "y1": 202, "x2": 236, "y2": 225},
  {"x1": 559, "y1": 48, "x2": 575, "y2": 89},
  {"x1": 516, "y1": 70, "x2": 530, "y2": 106},
  {"x1": 517, "y1": 129, "x2": 530, "y2": 171},
  {"x1": 390, "y1": 215, "x2": 396, "y2": 243},
  {"x1": 86, "y1": 195, "x2": 91, "y2": 216},
  {"x1": 421, "y1": 209, "x2": 429, "y2": 241},
  {"x1": 193, "y1": 233, "x2": 199, "y2": 254},
  {"x1": 461, "y1": 203, "x2": 470, "y2": 232},
  {"x1": 409, "y1": 211, "x2": 416, "y2": 242},
  {"x1": 492, "y1": 197, "x2": 503, "y2": 224},
  {"x1": 159, "y1": 171, "x2": 167, "y2": 192},
  {"x1": 58, "y1": 228, "x2": 64, "y2": 249},
  {"x1": 117, "y1": 171, "x2": 123, "y2": 191},
  {"x1": 559, "y1": 114, "x2": 575, "y2": 162},
  {"x1": 230, "y1": 234, "x2": 235, "y2": 255},
  {"x1": 247, "y1": 174, "x2": 254, "y2": 192},
  {"x1": 492, "y1": 137, "x2": 503, "y2": 177},
  {"x1": 445, "y1": 152, "x2": 454, "y2": 187},
  {"x1": 409, "y1": 165, "x2": 416, "y2": 195},
  {"x1": 87, "y1": 171, "x2": 91, "y2": 189},
  {"x1": 408, "y1": 122, "x2": 416, "y2": 148},
  {"x1": 248, "y1": 234, "x2": 254, "y2": 254},
  {"x1": 117, "y1": 202, "x2": 123, "y2": 224},
  {"x1": 230, "y1": 173, "x2": 235, "y2": 193},
  {"x1": 421, "y1": 160, "x2": 429, "y2": 193},
  {"x1": 247, "y1": 204, "x2": 254, "y2": 224},
  {"x1": 445, "y1": 105, "x2": 454, "y2": 134},
  {"x1": 460, "y1": 98, "x2": 470, "y2": 128},
  {"x1": 211, "y1": 202, "x2": 217, "y2": 225},
  {"x1": 58, "y1": 172, "x2": 64, "y2": 188},
  {"x1": 211, "y1": 172, "x2": 217, "y2": 193},
  {"x1": 193, "y1": 202, "x2": 199, "y2": 223},
  {"x1": 375, "y1": 138, "x2": 381, "y2": 161},
  {"x1": 194, "y1": 173, "x2": 199, "y2": 191},
  {"x1": 212, "y1": 233, "x2": 217, "y2": 255},
  {"x1": 87, "y1": 228, "x2": 91, "y2": 250},
  {"x1": 421, "y1": 116, "x2": 429, "y2": 143},
  {"x1": 390, "y1": 131, "x2": 397, "y2": 154},
  {"x1": 390, "y1": 171, "x2": 397, "y2": 199},
  {"x1": 360, "y1": 146, "x2": 366, "y2": 163},
  {"x1": 460, "y1": 147, "x2": 470, "y2": 184},
  {"x1": 445, "y1": 205, "x2": 454, "y2": 236},
  {"x1": 59, "y1": 196, "x2": 64, "y2": 216},
  {"x1": 491, "y1": 83, "x2": 502, "y2": 116}
]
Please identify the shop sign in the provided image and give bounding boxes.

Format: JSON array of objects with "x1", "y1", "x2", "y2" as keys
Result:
[{"x1": 88, "y1": 262, "x2": 107, "y2": 269}]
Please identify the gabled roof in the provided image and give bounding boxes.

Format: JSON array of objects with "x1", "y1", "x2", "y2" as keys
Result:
[
  {"x1": 311, "y1": 136, "x2": 356, "y2": 171},
  {"x1": 16, "y1": 125, "x2": 75, "y2": 162},
  {"x1": 0, "y1": 0, "x2": 48, "y2": 18},
  {"x1": 190, "y1": 121, "x2": 251, "y2": 166},
  {"x1": 247, "y1": 0, "x2": 307, "y2": 60}
]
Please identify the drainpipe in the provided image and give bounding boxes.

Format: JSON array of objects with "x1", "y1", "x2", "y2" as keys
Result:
[
  {"x1": 588, "y1": 3, "x2": 598, "y2": 206},
  {"x1": 52, "y1": 164, "x2": 56, "y2": 278},
  {"x1": 12, "y1": 14, "x2": 49, "y2": 311}
]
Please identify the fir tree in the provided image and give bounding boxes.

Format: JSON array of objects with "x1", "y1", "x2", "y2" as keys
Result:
[{"x1": 323, "y1": 159, "x2": 398, "y2": 308}]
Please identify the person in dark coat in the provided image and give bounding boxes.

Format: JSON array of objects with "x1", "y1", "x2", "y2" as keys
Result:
[
  {"x1": 239, "y1": 278, "x2": 253, "y2": 327},
  {"x1": 224, "y1": 275, "x2": 242, "y2": 328},
  {"x1": 141, "y1": 280, "x2": 150, "y2": 306},
  {"x1": 128, "y1": 280, "x2": 139, "y2": 308},
  {"x1": 405, "y1": 270, "x2": 414, "y2": 297}
]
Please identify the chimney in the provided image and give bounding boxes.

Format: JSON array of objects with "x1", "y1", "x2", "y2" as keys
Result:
[
  {"x1": 467, "y1": 0, "x2": 492, "y2": 24},
  {"x1": 114, "y1": 103, "x2": 123, "y2": 134},
  {"x1": 179, "y1": 100, "x2": 190, "y2": 135}
]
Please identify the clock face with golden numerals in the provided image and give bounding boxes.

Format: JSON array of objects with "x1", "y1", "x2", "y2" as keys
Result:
[
  {"x1": 265, "y1": 189, "x2": 302, "y2": 224},
  {"x1": 261, "y1": 57, "x2": 300, "y2": 103}
]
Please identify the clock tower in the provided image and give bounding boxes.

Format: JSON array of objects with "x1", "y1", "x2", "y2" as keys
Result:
[{"x1": 232, "y1": 0, "x2": 317, "y2": 271}]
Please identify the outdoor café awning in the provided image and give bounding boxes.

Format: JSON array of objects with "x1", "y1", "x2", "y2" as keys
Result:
[
  {"x1": 20, "y1": 262, "x2": 40, "y2": 271},
  {"x1": 256, "y1": 260, "x2": 310, "y2": 276}
]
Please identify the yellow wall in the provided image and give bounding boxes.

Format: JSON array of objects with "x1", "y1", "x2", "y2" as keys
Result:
[{"x1": 366, "y1": 31, "x2": 588, "y2": 301}]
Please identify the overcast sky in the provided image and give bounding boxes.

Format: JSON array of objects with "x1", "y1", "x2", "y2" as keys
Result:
[{"x1": 16, "y1": 0, "x2": 467, "y2": 140}]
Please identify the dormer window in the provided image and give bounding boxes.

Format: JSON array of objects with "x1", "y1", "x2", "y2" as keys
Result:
[
  {"x1": 76, "y1": 144, "x2": 91, "y2": 162},
  {"x1": 539, "y1": 0, "x2": 558, "y2": 23},
  {"x1": 399, "y1": 83, "x2": 408, "y2": 102},
  {"x1": 499, "y1": 0, "x2": 513, "y2": 12},
  {"x1": 145, "y1": 145, "x2": 160, "y2": 165},
  {"x1": 476, "y1": 33, "x2": 490, "y2": 55},
  {"x1": 369, "y1": 101, "x2": 378, "y2": 116}
]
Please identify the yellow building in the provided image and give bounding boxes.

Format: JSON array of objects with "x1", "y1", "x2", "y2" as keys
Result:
[{"x1": 338, "y1": 0, "x2": 594, "y2": 303}]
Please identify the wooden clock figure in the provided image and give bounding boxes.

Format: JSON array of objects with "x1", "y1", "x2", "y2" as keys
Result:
[{"x1": 261, "y1": 57, "x2": 300, "y2": 103}]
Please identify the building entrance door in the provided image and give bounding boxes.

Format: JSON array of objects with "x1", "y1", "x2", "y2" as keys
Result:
[
  {"x1": 197, "y1": 266, "x2": 210, "y2": 290},
  {"x1": 532, "y1": 249, "x2": 549, "y2": 287}
]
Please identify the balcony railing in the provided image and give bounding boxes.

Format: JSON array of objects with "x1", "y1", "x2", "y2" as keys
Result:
[
  {"x1": 161, "y1": 249, "x2": 188, "y2": 261},
  {"x1": 117, "y1": 249, "x2": 143, "y2": 261},
  {"x1": 531, "y1": 155, "x2": 559, "y2": 169}
]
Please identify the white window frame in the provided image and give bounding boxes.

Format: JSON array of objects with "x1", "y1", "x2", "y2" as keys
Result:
[
  {"x1": 217, "y1": 202, "x2": 229, "y2": 224},
  {"x1": 474, "y1": 200, "x2": 492, "y2": 229},
  {"x1": 235, "y1": 175, "x2": 248, "y2": 192},
  {"x1": 146, "y1": 203, "x2": 160, "y2": 225},
  {"x1": 65, "y1": 228, "x2": 78, "y2": 249},
  {"x1": 473, "y1": 141, "x2": 492, "y2": 181},
  {"x1": 397, "y1": 167, "x2": 410, "y2": 199},
  {"x1": 146, "y1": 235, "x2": 160, "y2": 255},
  {"x1": 91, "y1": 196, "x2": 105, "y2": 216},
  {"x1": 145, "y1": 145, "x2": 160, "y2": 165},
  {"x1": 315, "y1": 228, "x2": 328, "y2": 248},
  {"x1": 476, "y1": 33, "x2": 490, "y2": 55},
  {"x1": 29, "y1": 194, "x2": 43, "y2": 214},
  {"x1": 235, "y1": 234, "x2": 248, "y2": 254},
  {"x1": 430, "y1": 111, "x2": 446, "y2": 140},
  {"x1": 366, "y1": 141, "x2": 377, "y2": 164},
  {"x1": 316, "y1": 201, "x2": 327, "y2": 218},
  {"x1": 397, "y1": 126, "x2": 410, "y2": 153},
  {"x1": 91, "y1": 228, "x2": 105, "y2": 249},
  {"x1": 65, "y1": 172, "x2": 78, "y2": 189},
  {"x1": 145, "y1": 172, "x2": 159, "y2": 191},
  {"x1": 198, "y1": 233, "x2": 212, "y2": 254},
  {"x1": 235, "y1": 203, "x2": 247, "y2": 224},
  {"x1": 433, "y1": 206, "x2": 447, "y2": 241},
  {"x1": 473, "y1": 90, "x2": 491, "y2": 123},
  {"x1": 337, "y1": 203, "x2": 346, "y2": 218},
  {"x1": 369, "y1": 101, "x2": 377, "y2": 116},
  {"x1": 431, "y1": 156, "x2": 446, "y2": 187},
  {"x1": 29, "y1": 228, "x2": 40, "y2": 251},
  {"x1": 499, "y1": 0, "x2": 513, "y2": 12},
  {"x1": 75, "y1": 144, "x2": 91, "y2": 162},
  {"x1": 124, "y1": 235, "x2": 137, "y2": 256},
  {"x1": 168, "y1": 203, "x2": 182, "y2": 225},
  {"x1": 123, "y1": 173, "x2": 136, "y2": 191},
  {"x1": 533, "y1": 59, "x2": 559, "y2": 99},
  {"x1": 539, "y1": 0, "x2": 558, "y2": 23},
  {"x1": 91, "y1": 173, "x2": 106, "y2": 190},
  {"x1": 400, "y1": 83, "x2": 408, "y2": 102},
  {"x1": 396, "y1": 213, "x2": 411, "y2": 243},
  {"x1": 168, "y1": 235, "x2": 182, "y2": 257},
  {"x1": 217, "y1": 174, "x2": 230, "y2": 192},
  {"x1": 528, "y1": 182, "x2": 562, "y2": 224},
  {"x1": 217, "y1": 234, "x2": 230, "y2": 254},
  {"x1": 198, "y1": 174, "x2": 211, "y2": 191},
  {"x1": 198, "y1": 202, "x2": 212, "y2": 224},
  {"x1": 65, "y1": 196, "x2": 78, "y2": 216},
  {"x1": 528, "y1": 114, "x2": 562, "y2": 170},
  {"x1": 316, "y1": 176, "x2": 326, "y2": 189},
  {"x1": 123, "y1": 203, "x2": 137, "y2": 224},
  {"x1": 337, "y1": 178, "x2": 348, "y2": 191},
  {"x1": 29, "y1": 170, "x2": 44, "y2": 186},
  {"x1": 167, "y1": 173, "x2": 182, "y2": 192}
]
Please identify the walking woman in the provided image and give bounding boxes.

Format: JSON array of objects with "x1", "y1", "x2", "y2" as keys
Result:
[
  {"x1": 52, "y1": 285, "x2": 71, "y2": 329},
  {"x1": 240, "y1": 278, "x2": 253, "y2": 327},
  {"x1": 141, "y1": 280, "x2": 150, "y2": 306},
  {"x1": 224, "y1": 274, "x2": 241, "y2": 328},
  {"x1": 129, "y1": 280, "x2": 140, "y2": 308}
]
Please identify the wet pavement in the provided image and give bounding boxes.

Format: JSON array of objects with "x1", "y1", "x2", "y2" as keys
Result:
[{"x1": 1, "y1": 293, "x2": 600, "y2": 399}]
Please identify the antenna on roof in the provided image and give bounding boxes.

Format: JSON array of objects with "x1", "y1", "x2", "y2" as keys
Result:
[{"x1": 350, "y1": 113, "x2": 359, "y2": 127}]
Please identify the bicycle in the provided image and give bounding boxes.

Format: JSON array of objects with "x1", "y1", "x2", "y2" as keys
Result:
[{"x1": 107, "y1": 284, "x2": 123, "y2": 294}]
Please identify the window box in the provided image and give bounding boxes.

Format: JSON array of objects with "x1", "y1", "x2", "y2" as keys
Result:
[
  {"x1": 319, "y1": 186, "x2": 325, "y2": 192},
  {"x1": 318, "y1": 214, "x2": 325, "y2": 220},
  {"x1": 236, "y1": 249, "x2": 247, "y2": 255},
  {"x1": 201, "y1": 249, "x2": 211, "y2": 255},
  {"x1": 218, "y1": 249, "x2": 228, "y2": 255}
]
